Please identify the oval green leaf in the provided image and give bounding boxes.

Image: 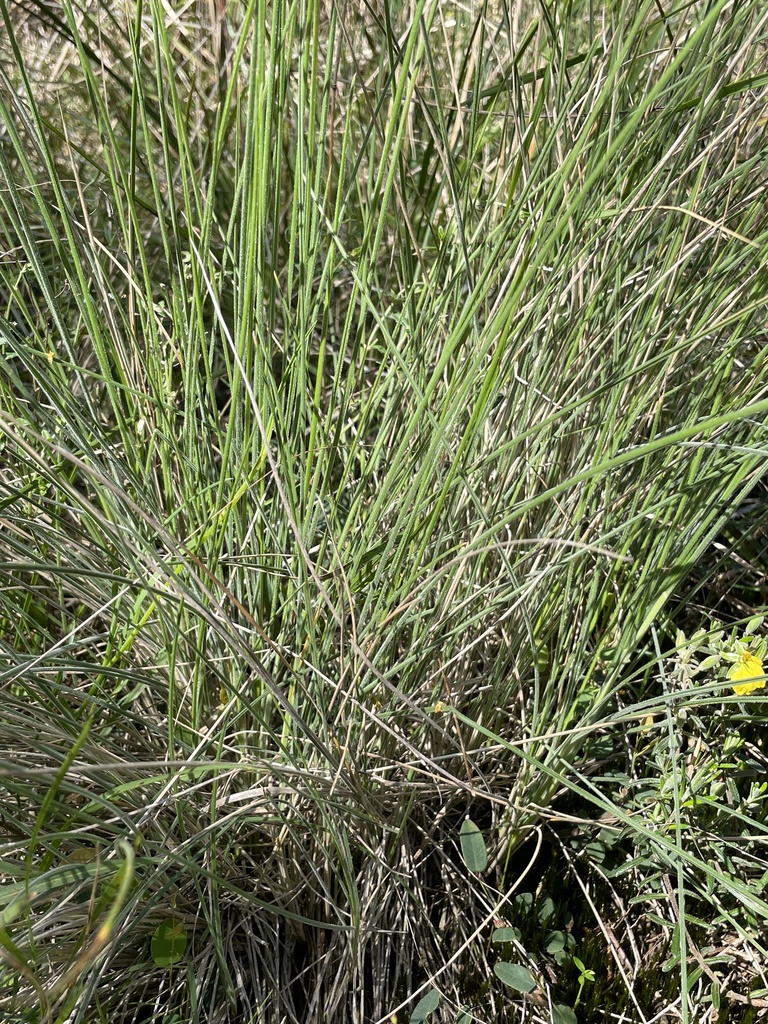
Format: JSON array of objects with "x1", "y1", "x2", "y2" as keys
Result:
[
  {"x1": 537, "y1": 896, "x2": 555, "y2": 923},
  {"x1": 459, "y1": 818, "x2": 488, "y2": 873},
  {"x1": 514, "y1": 891, "x2": 533, "y2": 911},
  {"x1": 552, "y1": 1004, "x2": 578, "y2": 1024},
  {"x1": 68, "y1": 846, "x2": 98, "y2": 863},
  {"x1": 493, "y1": 962, "x2": 536, "y2": 993},
  {"x1": 491, "y1": 926, "x2": 521, "y2": 944},
  {"x1": 151, "y1": 918, "x2": 187, "y2": 967},
  {"x1": 410, "y1": 989, "x2": 440, "y2": 1022}
]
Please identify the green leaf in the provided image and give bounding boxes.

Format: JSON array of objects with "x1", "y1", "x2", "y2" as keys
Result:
[
  {"x1": 699, "y1": 654, "x2": 720, "y2": 671},
  {"x1": 456, "y1": 1012, "x2": 472, "y2": 1024},
  {"x1": 459, "y1": 818, "x2": 488, "y2": 873},
  {"x1": 545, "y1": 930, "x2": 566, "y2": 953},
  {"x1": 745, "y1": 615, "x2": 763, "y2": 636},
  {"x1": 410, "y1": 989, "x2": 440, "y2": 1022},
  {"x1": 537, "y1": 896, "x2": 555, "y2": 922},
  {"x1": 580, "y1": 840, "x2": 607, "y2": 863},
  {"x1": 493, "y1": 962, "x2": 537, "y2": 992},
  {"x1": 491, "y1": 926, "x2": 521, "y2": 943},
  {"x1": 151, "y1": 918, "x2": 187, "y2": 967},
  {"x1": 514, "y1": 892, "x2": 533, "y2": 912},
  {"x1": 68, "y1": 846, "x2": 98, "y2": 863},
  {"x1": 711, "y1": 980, "x2": 721, "y2": 1012},
  {"x1": 552, "y1": 1005, "x2": 578, "y2": 1024}
]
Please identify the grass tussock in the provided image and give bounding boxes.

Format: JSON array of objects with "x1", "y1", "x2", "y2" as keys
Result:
[{"x1": 2, "y1": 0, "x2": 768, "y2": 1021}]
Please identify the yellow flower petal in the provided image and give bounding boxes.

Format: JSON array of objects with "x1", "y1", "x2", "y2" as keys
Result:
[{"x1": 729, "y1": 652, "x2": 766, "y2": 696}]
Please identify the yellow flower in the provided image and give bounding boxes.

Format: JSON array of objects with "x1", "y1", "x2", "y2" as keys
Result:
[{"x1": 729, "y1": 651, "x2": 766, "y2": 695}]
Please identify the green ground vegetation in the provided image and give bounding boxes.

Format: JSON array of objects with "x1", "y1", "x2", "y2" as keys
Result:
[{"x1": 2, "y1": 0, "x2": 768, "y2": 1021}]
